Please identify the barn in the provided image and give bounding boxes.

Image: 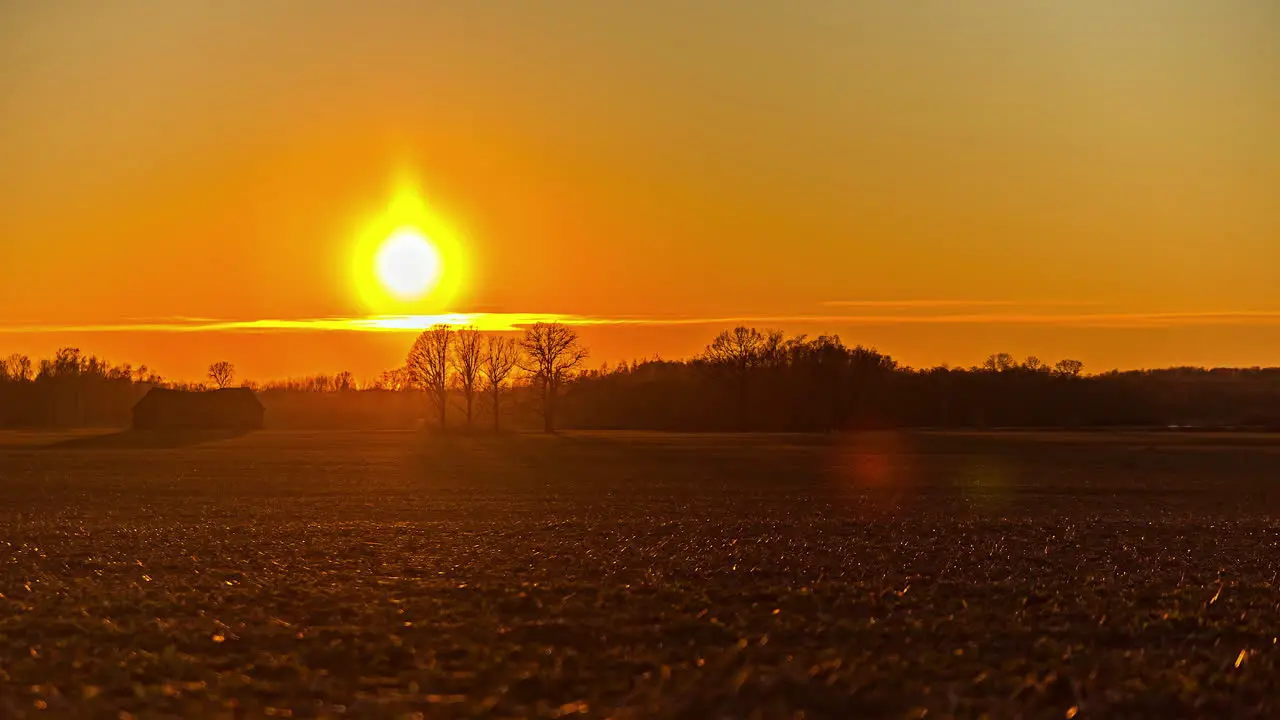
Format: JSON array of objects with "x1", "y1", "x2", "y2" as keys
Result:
[{"x1": 131, "y1": 387, "x2": 265, "y2": 431}]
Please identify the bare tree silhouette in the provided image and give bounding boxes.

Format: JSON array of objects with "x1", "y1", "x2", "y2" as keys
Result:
[
  {"x1": 452, "y1": 326, "x2": 483, "y2": 428},
  {"x1": 208, "y1": 361, "x2": 236, "y2": 389},
  {"x1": 40, "y1": 347, "x2": 85, "y2": 379},
  {"x1": 372, "y1": 366, "x2": 410, "y2": 391},
  {"x1": 3, "y1": 354, "x2": 33, "y2": 382},
  {"x1": 982, "y1": 353, "x2": 1018, "y2": 373},
  {"x1": 520, "y1": 322, "x2": 588, "y2": 433},
  {"x1": 481, "y1": 335, "x2": 520, "y2": 431},
  {"x1": 1054, "y1": 358, "x2": 1085, "y2": 378},
  {"x1": 761, "y1": 329, "x2": 787, "y2": 369},
  {"x1": 133, "y1": 364, "x2": 163, "y2": 385},
  {"x1": 407, "y1": 324, "x2": 454, "y2": 428},
  {"x1": 702, "y1": 326, "x2": 766, "y2": 430}
]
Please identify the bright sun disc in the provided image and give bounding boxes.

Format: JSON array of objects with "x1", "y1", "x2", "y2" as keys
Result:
[
  {"x1": 375, "y1": 229, "x2": 443, "y2": 300},
  {"x1": 351, "y1": 182, "x2": 467, "y2": 313}
]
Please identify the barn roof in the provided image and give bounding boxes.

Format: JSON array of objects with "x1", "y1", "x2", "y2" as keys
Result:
[
  {"x1": 133, "y1": 387, "x2": 264, "y2": 412},
  {"x1": 132, "y1": 387, "x2": 265, "y2": 430}
]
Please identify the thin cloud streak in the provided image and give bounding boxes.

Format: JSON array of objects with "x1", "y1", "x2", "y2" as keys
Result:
[
  {"x1": 5, "y1": 310, "x2": 1280, "y2": 334},
  {"x1": 821, "y1": 299, "x2": 1103, "y2": 308}
]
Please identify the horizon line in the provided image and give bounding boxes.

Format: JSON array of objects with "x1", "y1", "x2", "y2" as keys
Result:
[{"x1": 4, "y1": 309, "x2": 1280, "y2": 334}]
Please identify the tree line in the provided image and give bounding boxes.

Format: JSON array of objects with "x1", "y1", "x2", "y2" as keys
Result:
[
  {"x1": 0, "y1": 348, "x2": 162, "y2": 427},
  {"x1": 4, "y1": 326, "x2": 1280, "y2": 430},
  {"x1": 405, "y1": 321, "x2": 586, "y2": 432},
  {"x1": 558, "y1": 328, "x2": 1279, "y2": 431}
]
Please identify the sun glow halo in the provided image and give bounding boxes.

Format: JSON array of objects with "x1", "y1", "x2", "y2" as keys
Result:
[
  {"x1": 352, "y1": 184, "x2": 467, "y2": 313},
  {"x1": 375, "y1": 229, "x2": 443, "y2": 300}
]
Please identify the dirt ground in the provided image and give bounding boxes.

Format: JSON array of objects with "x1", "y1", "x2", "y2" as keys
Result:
[{"x1": 1, "y1": 429, "x2": 1279, "y2": 718}]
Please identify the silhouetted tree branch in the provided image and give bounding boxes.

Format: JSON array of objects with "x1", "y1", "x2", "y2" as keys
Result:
[
  {"x1": 1054, "y1": 359, "x2": 1085, "y2": 378},
  {"x1": 982, "y1": 353, "x2": 1017, "y2": 373},
  {"x1": 2, "y1": 354, "x2": 32, "y2": 383},
  {"x1": 407, "y1": 324, "x2": 454, "y2": 428},
  {"x1": 701, "y1": 326, "x2": 766, "y2": 430},
  {"x1": 482, "y1": 335, "x2": 520, "y2": 431},
  {"x1": 452, "y1": 326, "x2": 483, "y2": 428},
  {"x1": 519, "y1": 322, "x2": 588, "y2": 433},
  {"x1": 372, "y1": 367, "x2": 410, "y2": 391},
  {"x1": 208, "y1": 361, "x2": 236, "y2": 389}
]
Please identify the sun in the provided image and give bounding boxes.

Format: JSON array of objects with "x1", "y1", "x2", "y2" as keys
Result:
[
  {"x1": 375, "y1": 228, "x2": 443, "y2": 300},
  {"x1": 351, "y1": 182, "x2": 468, "y2": 313}
]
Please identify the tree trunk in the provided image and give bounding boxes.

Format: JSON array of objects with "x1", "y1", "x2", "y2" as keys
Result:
[
  {"x1": 465, "y1": 389, "x2": 473, "y2": 428},
  {"x1": 437, "y1": 385, "x2": 447, "y2": 429},
  {"x1": 736, "y1": 370, "x2": 748, "y2": 432},
  {"x1": 543, "y1": 379, "x2": 555, "y2": 433},
  {"x1": 830, "y1": 374, "x2": 843, "y2": 431}
]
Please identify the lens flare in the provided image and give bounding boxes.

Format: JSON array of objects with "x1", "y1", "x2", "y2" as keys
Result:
[{"x1": 828, "y1": 431, "x2": 917, "y2": 513}]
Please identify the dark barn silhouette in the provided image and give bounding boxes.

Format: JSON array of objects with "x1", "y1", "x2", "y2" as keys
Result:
[{"x1": 132, "y1": 387, "x2": 265, "y2": 431}]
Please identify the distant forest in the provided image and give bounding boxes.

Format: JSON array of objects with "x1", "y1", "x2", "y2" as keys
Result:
[{"x1": 3, "y1": 325, "x2": 1279, "y2": 431}]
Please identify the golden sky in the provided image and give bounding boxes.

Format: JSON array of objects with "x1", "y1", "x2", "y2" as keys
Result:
[{"x1": 2, "y1": 1, "x2": 1277, "y2": 380}]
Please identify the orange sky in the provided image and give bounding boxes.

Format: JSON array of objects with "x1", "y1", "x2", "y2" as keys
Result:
[{"x1": 2, "y1": 1, "x2": 1277, "y2": 381}]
